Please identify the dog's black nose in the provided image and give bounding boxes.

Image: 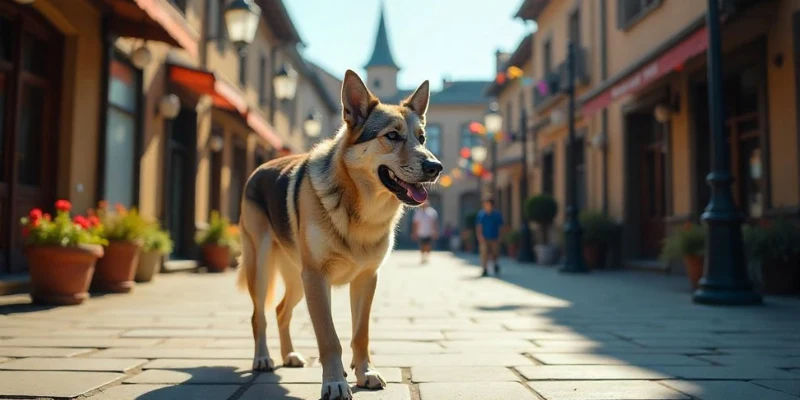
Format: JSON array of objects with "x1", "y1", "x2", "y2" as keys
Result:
[{"x1": 422, "y1": 159, "x2": 443, "y2": 179}]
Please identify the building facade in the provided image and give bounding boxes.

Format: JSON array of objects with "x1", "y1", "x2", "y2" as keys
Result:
[
  {"x1": 0, "y1": 0, "x2": 338, "y2": 275},
  {"x1": 510, "y1": 0, "x2": 800, "y2": 270}
]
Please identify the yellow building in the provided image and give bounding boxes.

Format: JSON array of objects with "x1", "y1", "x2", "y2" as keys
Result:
[
  {"x1": 512, "y1": 0, "x2": 800, "y2": 270},
  {"x1": 0, "y1": 0, "x2": 338, "y2": 276}
]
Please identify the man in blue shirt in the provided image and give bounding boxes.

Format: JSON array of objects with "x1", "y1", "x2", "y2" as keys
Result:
[{"x1": 476, "y1": 199, "x2": 504, "y2": 277}]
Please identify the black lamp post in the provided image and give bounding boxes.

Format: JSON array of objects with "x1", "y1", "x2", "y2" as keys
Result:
[
  {"x1": 560, "y1": 41, "x2": 587, "y2": 273},
  {"x1": 484, "y1": 102, "x2": 534, "y2": 263},
  {"x1": 692, "y1": 0, "x2": 761, "y2": 305}
]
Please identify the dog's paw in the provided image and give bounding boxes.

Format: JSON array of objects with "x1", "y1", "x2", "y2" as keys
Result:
[
  {"x1": 283, "y1": 352, "x2": 307, "y2": 368},
  {"x1": 252, "y1": 356, "x2": 275, "y2": 372},
  {"x1": 321, "y1": 381, "x2": 352, "y2": 400},
  {"x1": 356, "y1": 369, "x2": 387, "y2": 389}
]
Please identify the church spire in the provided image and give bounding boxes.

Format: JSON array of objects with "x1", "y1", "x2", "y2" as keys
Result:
[{"x1": 364, "y1": 1, "x2": 399, "y2": 70}]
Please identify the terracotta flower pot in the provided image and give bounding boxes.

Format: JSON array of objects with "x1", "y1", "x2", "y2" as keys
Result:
[
  {"x1": 507, "y1": 243, "x2": 519, "y2": 258},
  {"x1": 203, "y1": 244, "x2": 231, "y2": 272},
  {"x1": 92, "y1": 240, "x2": 141, "y2": 293},
  {"x1": 135, "y1": 251, "x2": 163, "y2": 283},
  {"x1": 583, "y1": 244, "x2": 608, "y2": 269},
  {"x1": 683, "y1": 254, "x2": 704, "y2": 290},
  {"x1": 25, "y1": 245, "x2": 103, "y2": 305},
  {"x1": 761, "y1": 257, "x2": 799, "y2": 294}
]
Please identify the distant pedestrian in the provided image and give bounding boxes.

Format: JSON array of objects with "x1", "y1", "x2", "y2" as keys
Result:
[
  {"x1": 476, "y1": 199, "x2": 503, "y2": 277},
  {"x1": 412, "y1": 201, "x2": 439, "y2": 264}
]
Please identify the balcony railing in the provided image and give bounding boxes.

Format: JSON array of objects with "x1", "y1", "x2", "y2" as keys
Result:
[{"x1": 533, "y1": 46, "x2": 590, "y2": 109}]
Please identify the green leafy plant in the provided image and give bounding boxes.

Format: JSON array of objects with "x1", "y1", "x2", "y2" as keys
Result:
[
  {"x1": 97, "y1": 202, "x2": 149, "y2": 243},
  {"x1": 19, "y1": 200, "x2": 107, "y2": 247},
  {"x1": 579, "y1": 211, "x2": 618, "y2": 246},
  {"x1": 502, "y1": 230, "x2": 521, "y2": 245},
  {"x1": 525, "y1": 195, "x2": 558, "y2": 244},
  {"x1": 464, "y1": 211, "x2": 478, "y2": 230},
  {"x1": 141, "y1": 225, "x2": 174, "y2": 254},
  {"x1": 743, "y1": 219, "x2": 800, "y2": 263},
  {"x1": 196, "y1": 211, "x2": 239, "y2": 250},
  {"x1": 659, "y1": 223, "x2": 705, "y2": 262}
]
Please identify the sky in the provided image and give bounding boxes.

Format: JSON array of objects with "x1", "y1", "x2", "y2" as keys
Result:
[{"x1": 284, "y1": 0, "x2": 535, "y2": 92}]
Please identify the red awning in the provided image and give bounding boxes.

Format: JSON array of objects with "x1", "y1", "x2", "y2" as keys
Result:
[
  {"x1": 581, "y1": 26, "x2": 708, "y2": 117},
  {"x1": 104, "y1": 0, "x2": 199, "y2": 58},
  {"x1": 246, "y1": 112, "x2": 284, "y2": 150},
  {"x1": 169, "y1": 65, "x2": 248, "y2": 114}
]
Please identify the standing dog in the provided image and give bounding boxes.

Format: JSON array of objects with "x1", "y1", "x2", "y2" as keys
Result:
[{"x1": 237, "y1": 70, "x2": 441, "y2": 400}]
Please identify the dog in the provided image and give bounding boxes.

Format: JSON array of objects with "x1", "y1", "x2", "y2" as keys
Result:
[{"x1": 237, "y1": 70, "x2": 442, "y2": 400}]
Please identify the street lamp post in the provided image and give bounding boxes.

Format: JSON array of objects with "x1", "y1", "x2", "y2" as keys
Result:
[
  {"x1": 560, "y1": 41, "x2": 587, "y2": 273},
  {"x1": 223, "y1": 0, "x2": 262, "y2": 54},
  {"x1": 692, "y1": 0, "x2": 761, "y2": 305}
]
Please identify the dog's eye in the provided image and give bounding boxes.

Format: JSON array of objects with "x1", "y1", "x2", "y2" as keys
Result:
[
  {"x1": 386, "y1": 131, "x2": 401, "y2": 141},
  {"x1": 419, "y1": 135, "x2": 426, "y2": 145}
]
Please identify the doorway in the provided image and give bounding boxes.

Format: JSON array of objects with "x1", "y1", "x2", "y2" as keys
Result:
[
  {"x1": 0, "y1": 4, "x2": 62, "y2": 273},
  {"x1": 626, "y1": 112, "x2": 668, "y2": 259},
  {"x1": 164, "y1": 108, "x2": 197, "y2": 260}
]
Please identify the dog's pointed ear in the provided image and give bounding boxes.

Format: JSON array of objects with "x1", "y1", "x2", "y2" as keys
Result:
[
  {"x1": 341, "y1": 70, "x2": 378, "y2": 129},
  {"x1": 402, "y1": 80, "x2": 430, "y2": 118}
]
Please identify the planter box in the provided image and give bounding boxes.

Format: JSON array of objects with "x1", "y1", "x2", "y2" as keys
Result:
[{"x1": 25, "y1": 245, "x2": 103, "y2": 305}]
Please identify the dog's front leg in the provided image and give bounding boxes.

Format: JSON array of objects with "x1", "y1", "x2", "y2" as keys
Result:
[
  {"x1": 350, "y1": 271, "x2": 386, "y2": 389},
  {"x1": 302, "y1": 265, "x2": 351, "y2": 400}
]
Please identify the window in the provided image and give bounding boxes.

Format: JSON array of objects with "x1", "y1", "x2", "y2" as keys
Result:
[
  {"x1": 258, "y1": 55, "x2": 267, "y2": 104},
  {"x1": 542, "y1": 151, "x2": 554, "y2": 195},
  {"x1": 543, "y1": 39, "x2": 553, "y2": 76},
  {"x1": 238, "y1": 52, "x2": 247, "y2": 86},
  {"x1": 569, "y1": 8, "x2": 581, "y2": 48},
  {"x1": 460, "y1": 124, "x2": 481, "y2": 150},
  {"x1": 373, "y1": 79, "x2": 381, "y2": 89},
  {"x1": 425, "y1": 124, "x2": 442, "y2": 156},
  {"x1": 207, "y1": 0, "x2": 226, "y2": 51},
  {"x1": 103, "y1": 57, "x2": 141, "y2": 207},
  {"x1": 617, "y1": 0, "x2": 661, "y2": 29}
]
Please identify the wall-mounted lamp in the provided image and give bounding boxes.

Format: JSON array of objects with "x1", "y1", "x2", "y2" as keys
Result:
[
  {"x1": 159, "y1": 94, "x2": 181, "y2": 120},
  {"x1": 273, "y1": 63, "x2": 298, "y2": 102},
  {"x1": 209, "y1": 135, "x2": 224, "y2": 153},
  {"x1": 590, "y1": 131, "x2": 607, "y2": 150},
  {"x1": 550, "y1": 109, "x2": 565, "y2": 126},
  {"x1": 131, "y1": 45, "x2": 152, "y2": 69},
  {"x1": 654, "y1": 104, "x2": 672, "y2": 124},
  {"x1": 303, "y1": 109, "x2": 322, "y2": 138}
]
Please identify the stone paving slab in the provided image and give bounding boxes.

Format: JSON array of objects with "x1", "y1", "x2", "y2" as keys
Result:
[
  {"x1": 528, "y1": 380, "x2": 690, "y2": 399},
  {"x1": 655, "y1": 365, "x2": 800, "y2": 380},
  {"x1": 532, "y1": 353, "x2": 711, "y2": 366},
  {"x1": 0, "y1": 337, "x2": 160, "y2": 348},
  {"x1": 372, "y1": 353, "x2": 532, "y2": 367},
  {"x1": 254, "y1": 367, "x2": 403, "y2": 384},
  {"x1": 698, "y1": 355, "x2": 800, "y2": 368},
  {"x1": 515, "y1": 365, "x2": 675, "y2": 380},
  {"x1": 753, "y1": 380, "x2": 800, "y2": 396},
  {"x1": 85, "y1": 383, "x2": 240, "y2": 400},
  {"x1": 661, "y1": 380, "x2": 799, "y2": 400},
  {"x1": 125, "y1": 368, "x2": 255, "y2": 384},
  {"x1": 0, "y1": 357, "x2": 147, "y2": 372},
  {"x1": 418, "y1": 382, "x2": 536, "y2": 400},
  {"x1": 142, "y1": 358, "x2": 254, "y2": 370},
  {"x1": 526, "y1": 347, "x2": 719, "y2": 355},
  {"x1": 0, "y1": 346, "x2": 94, "y2": 357},
  {"x1": 0, "y1": 370, "x2": 124, "y2": 397},
  {"x1": 89, "y1": 347, "x2": 253, "y2": 359},
  {"x1": 410, "y1": 366, "x2": 520, "y2": 382},
  {"x1": 239, "y1": 383, "x2": 411, "y2": 400},
  {"x1": 122, "y1": 328, "x2": 250, "y2": 338}
]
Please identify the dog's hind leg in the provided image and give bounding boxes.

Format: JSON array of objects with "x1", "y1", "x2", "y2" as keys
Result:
[
  {"x1": 276, "y1": 263, "x2": 306, "y2": 367},
  {"x1": 250, "y1": 233, "x2": 278, "y2": 371}
]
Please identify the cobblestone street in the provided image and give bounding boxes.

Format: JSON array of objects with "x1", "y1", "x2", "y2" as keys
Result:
[{"x1": 1, "y1": 251, "x2": 799, "y2": 399}]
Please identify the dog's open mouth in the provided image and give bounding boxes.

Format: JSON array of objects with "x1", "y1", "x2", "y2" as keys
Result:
[{"x1": 378, "y1": 166, "x2": 428, "y2": 205}]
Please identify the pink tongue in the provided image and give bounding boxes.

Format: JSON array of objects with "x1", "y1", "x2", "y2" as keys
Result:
[{"x1": 398, "y1": 181, "x2": 428, "y2": 203}]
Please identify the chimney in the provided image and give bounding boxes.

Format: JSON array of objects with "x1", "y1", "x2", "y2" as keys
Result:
[
  {"x1": 495, "y1": 49, "x2": 510, "y2": 73},
  {"x1": 441, "y1": 75, "x2": 454, "y2": 90}
]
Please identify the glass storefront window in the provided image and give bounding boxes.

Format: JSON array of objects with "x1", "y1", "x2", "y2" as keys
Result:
[{"x1": 103, "y1": 58, "x2": 139, "y2": 207}]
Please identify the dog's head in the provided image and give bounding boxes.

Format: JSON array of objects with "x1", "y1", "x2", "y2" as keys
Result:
[{"x1": 339, "y1": 70, "x2": 442, "y2": 207}]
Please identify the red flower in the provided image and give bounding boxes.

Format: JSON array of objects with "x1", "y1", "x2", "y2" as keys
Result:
[
  {"x1": 31, "y1": 218, "x2": 41, "y2": 228},
  {"x1": 43, "y1": 213, "x2": 51, "y2": 221},
  {"x1": 55, "y1": 199, "x2": 72, "y2": 212},
  {"x1": 86, "y1": 208, "x2": 96, "y2": 217},
  {"x1": 22, "y1": 227, "x2": 30, "y2": 237},
  {"x1": 88, "y1": 216, "x2": 101, "y2": 227},
  {"x1": 73, "y1": 215, "x2": 90, "y2": 229},
  {"x1": 29, "y1": 208, "x2": 43, "y2": 221}
]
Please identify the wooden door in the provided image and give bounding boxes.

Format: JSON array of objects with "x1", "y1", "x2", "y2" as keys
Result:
[
  {"x1": 164, "y1": 108, "x2": 197, "y2": 260},
  {"x1": 0, "y1": 4, "x2": 61, "y2": 273},
  {"x1": 639, "y1": 118, "x2": 668, "y2": 259}
]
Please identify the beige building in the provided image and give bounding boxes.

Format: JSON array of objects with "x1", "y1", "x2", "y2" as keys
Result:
[
  {"x1": 0, "y1": 0, "x2": 338, "y2": 275},
  {"x1": 511, "y1": 0, "x2": 800, "y2": 270},
  {"x1": 355, "y1": 4, "x2": 492, "y2": 248}
]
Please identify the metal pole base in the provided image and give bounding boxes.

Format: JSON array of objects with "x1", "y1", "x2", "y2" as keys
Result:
[
  {"x1": 693, "y1": 287, "x2": 762, "y2": 306},
  {"x1": 560, "y1": 206, "x2": 588, "y2": 273},
  {"x1": 517, "y1": 223, "x2": 535, "y2": 263}
]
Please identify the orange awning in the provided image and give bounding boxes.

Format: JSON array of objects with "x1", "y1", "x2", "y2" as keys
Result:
[
  {"x1": 104, "y1": 0, "x2": 199, "y2": 58},
  {"x1": 169, "y1": 65, "x2": 248, "y2": 115}
]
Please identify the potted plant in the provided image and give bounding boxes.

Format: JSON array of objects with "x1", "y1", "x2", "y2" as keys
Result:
[
  {"x1": 135, "y1": 224, "x2": 173, "y2": 283},
  {"x1": 196, "y1": 211, "x2": 238, "y2": 272},
  {"x1": 526, "y1": 195, "x2": 559, "y2": 265},
  {"x1": 743, "y1": 220, "x2": 800, "y2": 294},
  {"x1": 92, "y1": 203, "x2": 148, "y2": 293},
  {"x1": 659, "y1": 223, "x2": 705, "y2": 289},
  {"x1": 502, "y1": 230, "x2": 521, "y2": 258},
  {"x1": 461, "y1": 212, "x2": 478, "y2": 253},
  {"x1": 580, "y1": 211, "x2": 617, "y2": 269},
  {"x1": 19, "y1": 200, "x2": 107, "y2": 305}
]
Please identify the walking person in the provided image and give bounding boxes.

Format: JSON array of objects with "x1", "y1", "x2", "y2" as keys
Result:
[
  {"x1": 476, "y1": 199, "x2": 503, "y2": 277},
  {"x1": 412, "y1": 201, "x2": 439, "y2": 264}
]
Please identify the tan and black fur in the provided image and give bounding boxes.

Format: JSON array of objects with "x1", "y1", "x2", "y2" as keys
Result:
[{"x1": 237, "y1": 70, "x2": 441, "y2": 400}]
